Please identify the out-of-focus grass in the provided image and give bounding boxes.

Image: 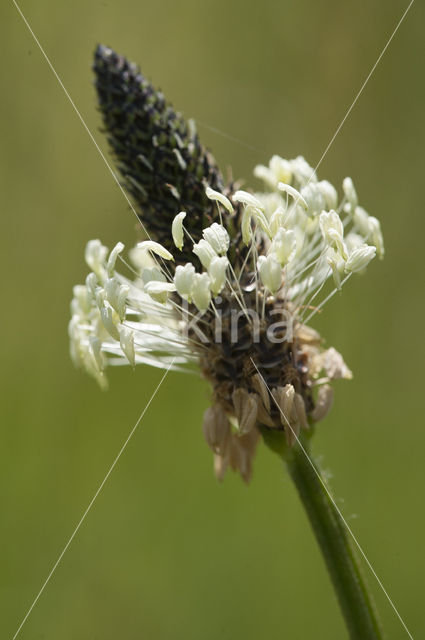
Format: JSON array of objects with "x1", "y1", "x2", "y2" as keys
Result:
[{"x1": 1, "y1": 0, "x2": 424, "y2": 638}]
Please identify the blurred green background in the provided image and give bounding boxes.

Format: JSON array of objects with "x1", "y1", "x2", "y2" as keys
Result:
[{"x1": 2, "y1": 0, "x2": 424, "y2": 638}]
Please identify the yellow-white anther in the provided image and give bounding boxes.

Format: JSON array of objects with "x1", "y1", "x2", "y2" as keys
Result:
[
  {"x1": 353, "y1": 207, "x2": 384, "y2": 257},
  {"x1": 192, "y1": 273, "x2": 212, "y2": 312},
  {"x1": 136, "y1": 240, "x2": 174, "y2": 261},
  {"x1": 105, "y1": 278, "x2": 129, "y2": 321},
  {"x1": 319, "y1": 210, "x2": 347, "y2": 259},
  {"x1": 318, "y1": 180, "x2": 338, "y2": 210},
  {"x1": 129, "y1": 245, "x2": 157, "y2": 270},
  {"x1": 345, "y1": 244, "x2": 376, "y2": 273},
  {"x1": 95, "y1": 287, "x2": 106, "y2": 312},
  {"x1": 290, "y1": 156, "x2": 317, "y2": 184},
  {"x1": 100, "y1": 304, "x2": 120, "y2": 341},
  {"x1": 270, "y1": 227, "x2": 297, "y2": 266},
  {"x1": 107, "y1": 242, "x2": 124, "y2": 277},
  {"x1": 367, "y1": 217, "x2": 384, "y2": 259},
  {"x1": 269, "y1": 207, "x2": 286, "y2": 236},
  {"x1": 342, "y1": 177, "x2": 358, "y2": 210},
  {"x1": 202, "y1": 223, "x2": 230, "y2": 255},
  {"x1": 300, "y1": 183, "x2": 325, "y2": 216},
  {"x1": 142, "y1": 266, "x2": 166, "y2": 285},
  {"x1": 277, "y1": 182, "x2": 308, "y2": 210},
  {"x1": 89, "y1": 336, "x2": 104, "y2": 372},
  {"x1": 254, "y1": 156, "x2": 292, "y2": 188},
  {"x1": 144, "y1": 280, "x2": 176, "y2": 304},
  {"x1": 85, "y1": 240, "x2": 108, "y2": 281},
  {"x1": 270, "y1": 155, "x2": 293, "y2": 184},
  {"x1": 233, "y1": 190, "x2": 264, "y2": 210},
  {"x1": 320, "y1": 209, "x2": 343, "y2": 237},
  {"x1": 205, "y1": 187, "x2": 234, "y2": 214},
  {"x1": 353, "y1": 206, "x2": 370, "y2": 235},
  {"x1": 251, "y1": 207, "x2": 272, "y2": 238},
  {"x1": 208, "y1": 256, "x2": 229, "y2": 294},
  {"x1": 120, "y1": 327, "x2": 136, "y2": 367},
  {"x1": 327, "y1": 248, "x2": 345, "y2": 290},
  {"x1": 172, "y1": 212, "x2": 186, "y2": 251},
  {"x1": 257, "y1": 254, "x2": 282, "y2": 294},
  {"x1": 241, "y1": 207, "x2": 253, "y2": 245},
  {"x1": 85, "y1": 272, "x2": 98, "y2": 298},
  {"x1": 72, "y1": 285, "x2": 91, "y2": 316},
  {"x1": 174, "y1": 263, "x2": 196, "y2": 299},
  {"x1": 193, "y1": 239, "x2": 217, "y2": 269}
]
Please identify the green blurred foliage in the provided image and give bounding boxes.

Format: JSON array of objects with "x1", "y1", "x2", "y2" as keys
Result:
[{"x1": 1, "y1": 0, "x2": 424, "y2": 638}]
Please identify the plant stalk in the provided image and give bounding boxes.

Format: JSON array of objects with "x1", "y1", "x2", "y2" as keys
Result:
[{"x1": 262, "y1": 429, "x2": 383, "y2": 639}]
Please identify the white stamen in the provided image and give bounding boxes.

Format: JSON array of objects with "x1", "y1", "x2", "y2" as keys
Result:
[
  {"x1": 105, "y1": 278, "x2": 129, "y2": 320},
  {"x1": 85, "y1": 239, "x2": 108, "y2": 281},
  {"x1": 193, "y1": 238, "x2": 217, "y2": 269},
  {"x1": 342, "y1": 177, "x2": 358, "y2": 210},
  {"x1": 107, "y1": 242, "x2": 125, "y2": 277},
  {"x1": 89, "y1": 335, "x2": 104, "y2": 373},
  {"x1": 208, "y1": 256, "x2": 229, "y2": 294},
  {"x1": 144, "y1": 280, "x2": 177, "y2": 304},
  {"x1": 119, "y1": 327, "x2": 136, "y2": 367},
  {"x1": 251, "y1": 207, "x2": 272, "y2": 238},
  {"x1": 202, "y1": 222, "x2": 230, "y2": 255},
  {"x1": 172, "y1": 212, "x2": 186, "y2": 251},
  {"x1": 278, "y1": 182, "x2": 308, "y2": 210},
  {"x1": 345, "y1": 245, "x2": 376, "y2": 273},
  {"x1": 319, "y1": 210, "x2": 348, "y2": 259},
  {"x1": 136, "y1": 240, "x2": 174, "y2": 261},
  {"x1": 368, "y1": 217, "x2": 385, "y2": 259},
  {"x1": 142, "y1": 266, "x2": 166, "y2": 285},
  {"x1": 205, "y1": 187, "x2": 234, "y2": 214},
  {"x1": 100, "y1": 304, "x2": 120, "y2": 341},
  {"x1": 233, "y1": 190, "x2": 264, "y2": 210},
  {"x1": 85, "y1": 272, "x2": 98, "y2": 297},
  {"x1": 257, "y1": 254, "x2": 282, "y2": 294},
  {"x1": 270, "y1": 227, "x2": 297, "y2": 266},
  {"x1": 192, "y1": 273, "x2": 212, "y2": 312},
  {"x1": 241, "y1": 207, "x2": 253, "y2": 245},
  {"x1": 318, "y1": 180, "x2": 338, "y2": 210},
  {"x1": 174, "y1": 263, "x2": 196, "y2": 300},
  {"x1": 269, "y1": 207, "x2": 286, "y2": 236},
  {"x1": 327, "y1": 248, "x2": 345, "y2": 290}
]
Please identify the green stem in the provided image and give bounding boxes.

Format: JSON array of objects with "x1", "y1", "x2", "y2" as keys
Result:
[{"x1": 262, "y1": 429, "x2": 383, "y2": 639}]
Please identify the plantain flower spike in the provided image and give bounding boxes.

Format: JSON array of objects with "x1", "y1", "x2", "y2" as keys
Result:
[
  {"x1": 70, "y1": 47, "x2": 384, "y2": 483},
  {"x1": 93, "y1": 45, "x2": 228, "y2": 263}
]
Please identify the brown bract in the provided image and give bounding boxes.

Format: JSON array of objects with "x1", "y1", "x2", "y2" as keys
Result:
[{"x1": 197, "y1": 290, "x2": 350, "y2": 482}]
